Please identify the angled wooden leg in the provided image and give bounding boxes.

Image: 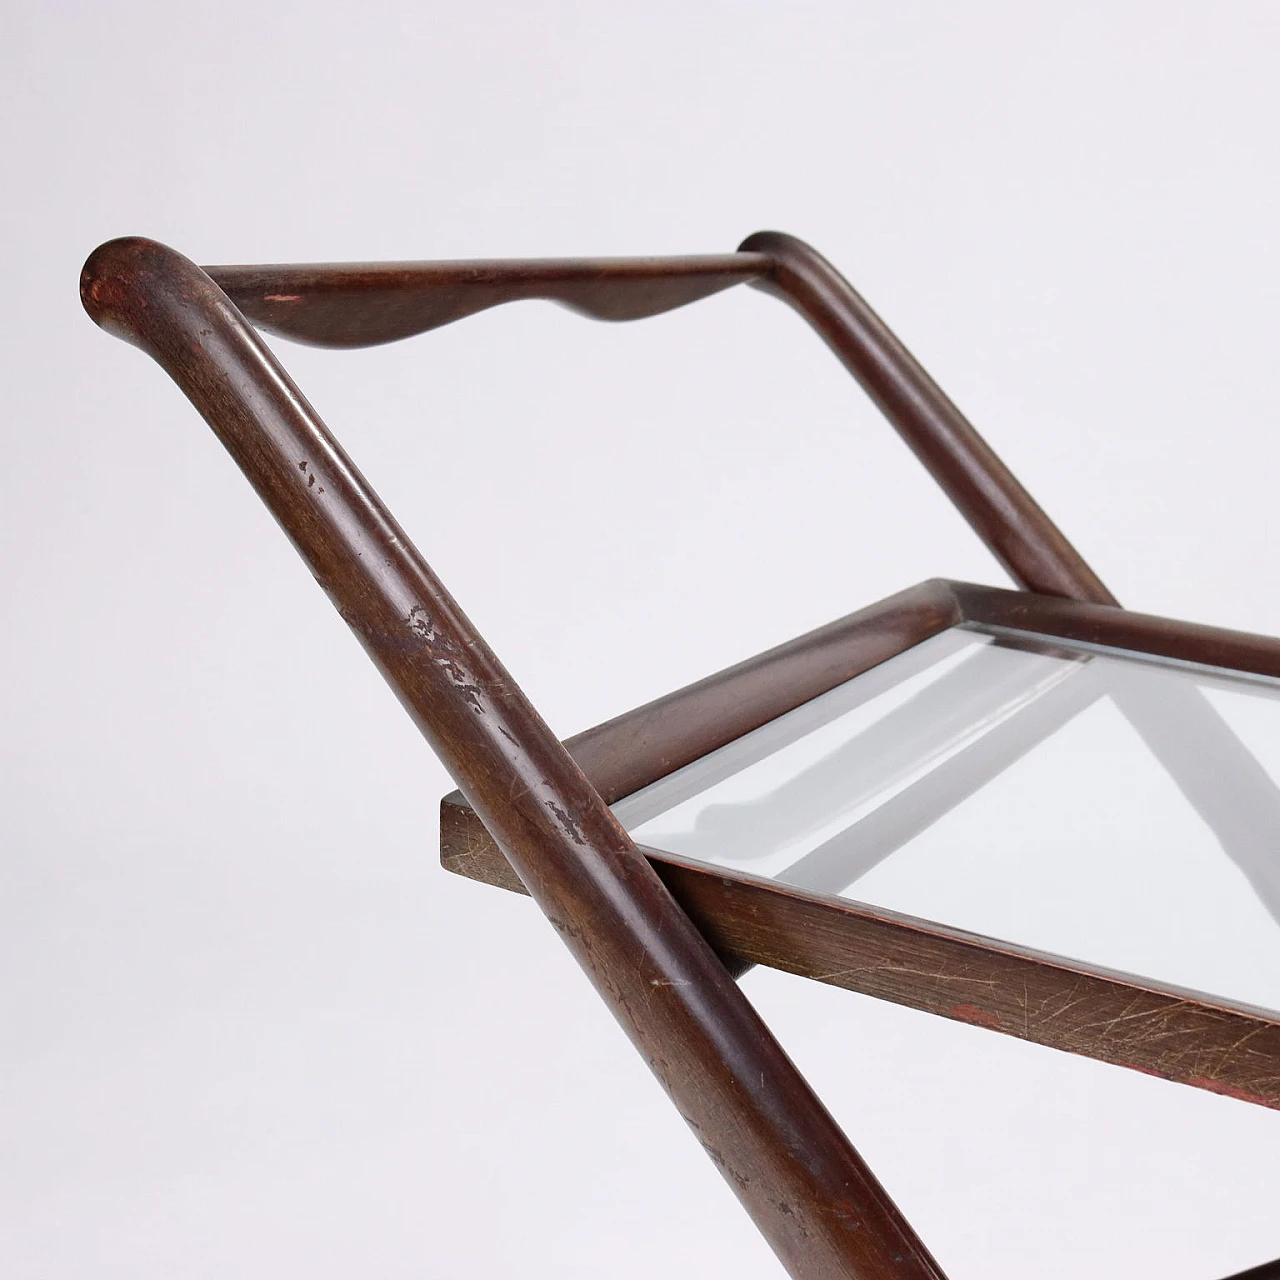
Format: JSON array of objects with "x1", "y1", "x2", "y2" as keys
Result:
[{"x1": 82, "y1": 237, "x2": 947, "y2": 1280}]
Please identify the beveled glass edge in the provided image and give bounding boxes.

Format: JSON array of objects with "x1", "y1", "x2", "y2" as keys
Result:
[
  {"x1": 966, "y1": 620, "x2": 1280, "y2": 696},
  {"x1": 611, "y1": 627, "x2": 977, "y2": 829},
  {"x1": 612, "y1": 582, "x2": 1280, "y2": 1032}
]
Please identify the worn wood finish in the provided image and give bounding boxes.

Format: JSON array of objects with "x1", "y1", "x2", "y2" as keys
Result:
[
  {"x1": 83, "y1": 237, "x2": 946, "y2": 1280},
  {"x1": 89, "y1": 226, "x2": 1273, "y2": 1270},
  {"x1": 653, "y1": 857, "x2": 1280, "y2": 1111},
  {"x1": 207, "y1": 254, "x2": 769, "y2": 348},
  {"x1": 444, "y1": 578, "x2": 958, "y2": 983},
  {"x1": 445, "y1": 795, "x2": 1280, "y2": 1112},
  {"x1": 442, "y1": 577, "x2": 1280, "y2": 1109}
]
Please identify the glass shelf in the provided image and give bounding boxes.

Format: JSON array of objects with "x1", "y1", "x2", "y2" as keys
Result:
[{"x1": 615, "y1": 625, "x2": 1280, "y2": 1019}]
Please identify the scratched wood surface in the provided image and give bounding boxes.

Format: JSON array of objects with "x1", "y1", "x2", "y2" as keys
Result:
[
  {"x1": 86, "y1": 226, "x2": 1280, "y2": 1276},
  {"x1": 84, "y1": 236, "x2": 952, "y2": 1280},
  {"x1": 443, "y1": 578, "x2": 1280, "y2": 1111}
]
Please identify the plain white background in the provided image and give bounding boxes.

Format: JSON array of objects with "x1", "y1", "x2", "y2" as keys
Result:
[{"x1": 4, "y1": 3, "x2": 1280, "y2": 1276}]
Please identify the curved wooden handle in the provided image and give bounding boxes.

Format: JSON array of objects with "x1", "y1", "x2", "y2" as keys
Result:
[
  {"x1": 206, "y1": 232, "x2": 1113, "y2": 605},
  {"x1": 206, "y1": 254, "x2": 769, "y2": 348}
]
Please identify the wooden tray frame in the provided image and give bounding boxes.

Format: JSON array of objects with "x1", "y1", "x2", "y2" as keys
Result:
[
  {"x1": 443, "y1": 577, "x2": 1280, "y2": 1111},
  {"x1": 80, "y1": 231, "x2": 1279, "y2": 1280}
]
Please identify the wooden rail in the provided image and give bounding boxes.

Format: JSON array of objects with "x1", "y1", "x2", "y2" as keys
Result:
[{"x1": 82, "y1": 229, "x2": 1124, "y2": 1276}]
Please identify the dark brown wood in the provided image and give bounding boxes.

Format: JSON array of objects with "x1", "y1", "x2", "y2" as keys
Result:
[
  {"x1": 88, "y1": 228, "x2": 1278, "y2": 1271},
  {"x1": 207, "y1": 254, "x2": 769, "y2": 348},
  {"x1": 442, "y1": 577, "x2": 1280, "y2": 1109},
  {"x1": 445, "y1": 829, "x2": 1280, "y2": 1112},
  {"x1": 444, "y1": 579, "x2": 959, "y2": 983},
  {"x1": 211, "y1": 232, "x2": 1114, "y2": 609},
  {"x1": 569, "y1": 578, "x2": 960, "y2": 806},
  {"x1": 955, "y1": 581, "x2": 1280, "y2": 678},
  {"x1": 653, "y1": 856, "x2": 1280, "y2": 1111},
  {"x1": 740, "y1": 231, "x2": 1117, "y2": 606},
  {"x1": 82, "y1": 236, "x2": 946, "y2": 1280}
]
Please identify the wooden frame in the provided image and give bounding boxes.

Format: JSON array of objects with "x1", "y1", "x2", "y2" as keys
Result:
[
  {"x1": 443, "y1": 577, "x2": 1280, "y2": 1110},
  {"x1": 80, "y1": 232, "x2": 1277, "y2": 1278}
]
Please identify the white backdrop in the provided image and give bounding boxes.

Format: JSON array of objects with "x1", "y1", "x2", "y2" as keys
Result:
[{"x1": 4, "y1": 4, "x2": 1280, "y2": 1277}]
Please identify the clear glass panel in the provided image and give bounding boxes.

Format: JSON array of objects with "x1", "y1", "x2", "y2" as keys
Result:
[{"x1": 614, "y1": 625, "x2": 1280, "y2": 1016}]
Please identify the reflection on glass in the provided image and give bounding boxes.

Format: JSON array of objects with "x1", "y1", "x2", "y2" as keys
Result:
[{"x1": 614, "y1": 625, "x2": 1280, "y2": 1017}]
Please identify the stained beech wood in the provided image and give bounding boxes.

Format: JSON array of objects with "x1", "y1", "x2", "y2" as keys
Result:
[
  {"x1": 83, "y1": 236, "x2": 946, "y2": 1280},
  {"x1": 442, "y1": 579, "x2": 1280, "y2": 1110},
  {"x1": 87, "y1": 226, "x2": 1276, "y2": 1274}
]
